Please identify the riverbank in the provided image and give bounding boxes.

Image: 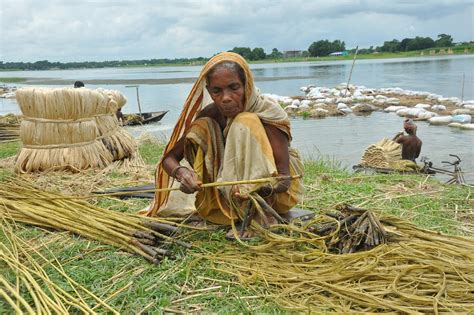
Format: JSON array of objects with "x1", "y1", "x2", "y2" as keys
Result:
[
  {"x1": 0, "y1": 139, "x2": 472, "y2": 313},
  {"x1": 1, "y1": 44, "x2": 473, "y2": 73}
]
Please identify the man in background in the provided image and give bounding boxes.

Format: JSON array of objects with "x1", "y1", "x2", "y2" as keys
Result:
[
  {"x1": 74, "y1": 81, "x2": 85, "y2": 88},
  {"x1": 393, "y1": 119, "x2": 422, "y2": 162}
]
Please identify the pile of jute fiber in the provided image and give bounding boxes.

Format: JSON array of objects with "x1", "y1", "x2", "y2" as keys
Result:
[
  {"x1": 15, "y1": 88, "x2": 137, "y2": 173},
  {"x1": 195, "y1": 208, "x2": 474, "y2": 313},
  {"x1": 0, "y1": 114, "x2": 20, "y2": 143},
  {"x1": 95, "y1": 88, "x2": 136, "y2": 161}
]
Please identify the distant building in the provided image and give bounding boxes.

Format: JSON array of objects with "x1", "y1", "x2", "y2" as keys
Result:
[
  {"x1": 329, "y1": 51, "x2": 349, "y2": 57},
  {"x1": 283, "y1": 50, "x2": 303, "y2": 58}
]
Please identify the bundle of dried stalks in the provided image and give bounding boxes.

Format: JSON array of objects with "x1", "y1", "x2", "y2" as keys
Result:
[
  {"x1": 311, "y1": 205, "x2": 387, "y2": 253},
  {"x1": 0, "y1": 179, "x2": 190, "y2": 264},
  {"x1": 0, "y1": 218, "x2": 118, "y2": 313},
  {"x1": 95, "y1": 89, "x2": 136, "y2": 161},
  {"x1": 199, "y1": 208, "x2": 474, "y2": 313},
  {"x1": 360, "y1": 138, "x2": 402, "y2": 168},
  {"x1": 15, "y1": 88, "x2": 114, "y2": 172}
]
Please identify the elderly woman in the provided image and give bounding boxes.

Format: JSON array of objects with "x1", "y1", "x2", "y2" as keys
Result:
[{"x1": 146, "y1": 52, "x2": 303, "y2": 238}]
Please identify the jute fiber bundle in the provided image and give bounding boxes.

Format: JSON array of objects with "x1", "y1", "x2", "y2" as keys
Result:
[
  {"x1": 360, "y1": 138, "x2": 402, "y2": 168},
  {"x1": 201, "y1": 212, "x2": 474, "y2": 313},
  {"x1": 101, "y1": 88, "x2": 127, "y2": 109},
  {"x1": 95, "y1": 88, "x2": 136, "y2": 161},
  {"x1": 0, "y1": 114, "x2": 20, "y2": 143},
  {"x1": 15, "y1": 88, "x2": 114, "y2": 172}
]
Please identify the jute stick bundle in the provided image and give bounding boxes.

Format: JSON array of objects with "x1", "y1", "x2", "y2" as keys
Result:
[
  {"x1": 0, "y1": 179, "x2": 190, "y2": 264},
  {"x1": 1, "y1": 218, "x2": 118, "y2": 313}
]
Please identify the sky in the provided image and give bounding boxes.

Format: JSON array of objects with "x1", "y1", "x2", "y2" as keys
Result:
[{"x1": 1, "y1": 0, "x2": 473, "y2": 62}]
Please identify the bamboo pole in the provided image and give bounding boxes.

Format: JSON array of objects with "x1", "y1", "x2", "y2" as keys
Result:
[{"x1": 343, "y1": 46, "x2": 359, "y2": 97}]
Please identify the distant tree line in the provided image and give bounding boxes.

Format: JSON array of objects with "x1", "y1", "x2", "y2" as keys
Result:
[
  {"x1": 0, "y1": 57, "x2": 208, "y2": 71},
  {"x1": 308, "y1": 40, "x2": 345, "y2": 57},
  {"x1": 0, "y1": 34, "x2": 469, "y2": 71},
  {"x1": 377, "y1": 34, "x2": 454, "y2": 53}
]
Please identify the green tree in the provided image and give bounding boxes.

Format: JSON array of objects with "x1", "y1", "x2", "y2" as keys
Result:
[
  {"x1": 406, "y1": 36, "x2": 435, "y2": 50},
  {"x1": 268, "y1": 48, "x2": 283, "y2": 59},
  {"x1": 228, "y1": 47, "x2": 253, "y2": 60},
  {"x1": 251, "y1": 47, "x2": 266, "y2": 60},
  {"x1": 378, "y1": 39, "x2": 401, "y2": 52},
  {"x1": 435, "y1": 34, "x2": 454, "y2": 47},
  {"x1": 308, "y1": 40, "x2": 345, "y2": 57}
]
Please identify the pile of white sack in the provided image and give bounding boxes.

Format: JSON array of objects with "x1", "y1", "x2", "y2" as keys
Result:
[{"x1": 263, "y1": 83, "x2": 473, "y2": 130}]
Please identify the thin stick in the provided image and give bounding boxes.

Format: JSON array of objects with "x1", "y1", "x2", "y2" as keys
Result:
[
  {"x1": 30, "y1": 174, "x2": 303, "y2": 199},
  {"x1": 344, "y1": 46, "x2": 359, "y2": 97}
]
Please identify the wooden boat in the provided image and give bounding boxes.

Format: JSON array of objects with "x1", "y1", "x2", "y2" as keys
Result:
[{"x1": 122, "y1": 110, "x2": 168, "y2": 126}]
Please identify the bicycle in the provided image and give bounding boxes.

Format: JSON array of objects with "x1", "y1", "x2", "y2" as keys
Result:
[{"x1": 420, "y1": 154, "x2": 466, "y2": 185}]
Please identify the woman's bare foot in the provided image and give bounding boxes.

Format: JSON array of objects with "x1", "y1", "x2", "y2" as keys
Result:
[
  {"x1": 225, "y1": 211, "x2": 278, "y2": 241},
  {"x1": 225, "y1": 228, "x2": 257, "y2": 241}
]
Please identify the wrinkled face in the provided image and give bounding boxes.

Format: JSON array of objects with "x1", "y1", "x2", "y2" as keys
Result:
[{"x1": 206, "y1": 67, "x2": 245, "y2": 118}]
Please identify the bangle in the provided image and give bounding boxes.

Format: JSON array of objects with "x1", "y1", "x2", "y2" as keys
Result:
[{"x1": 171, "y1": 166, "x2": 189, "y2": 182}]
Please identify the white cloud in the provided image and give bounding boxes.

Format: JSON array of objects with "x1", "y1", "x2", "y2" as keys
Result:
[{"x1": 1, "y1": 0, "x2": 472, "y2": 62}]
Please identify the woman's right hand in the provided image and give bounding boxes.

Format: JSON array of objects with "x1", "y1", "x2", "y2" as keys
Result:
[{"x1": 176, "y1": 167, "x2": 202, "y2": 194}]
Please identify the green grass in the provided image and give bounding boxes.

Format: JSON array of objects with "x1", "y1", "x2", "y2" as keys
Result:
[
  {"x1": 0, "y1": 77, "x2": 27, "y2": 83},
  {"x1": 0, "y1": 141, "x2": 20, "y2": 158},
  {"x1": 0, "y1": 141, "x2": 472, "y2": 313}
]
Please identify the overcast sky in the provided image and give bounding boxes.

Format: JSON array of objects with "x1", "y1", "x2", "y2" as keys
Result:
[{"x1": 1, "y1": 0, "x2": 473, "y2": 62}]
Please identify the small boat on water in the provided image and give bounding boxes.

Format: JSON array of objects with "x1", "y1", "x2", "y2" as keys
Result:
[
  {"x1": 122, "y1": 110, "x2": 168, "y2": 126},
  {"x1": 122, "y1": 85, "x2": 168, "y2": 126}
]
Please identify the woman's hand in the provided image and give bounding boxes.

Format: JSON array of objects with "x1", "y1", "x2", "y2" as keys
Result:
[{"x1": 175, "y1": 167, "x2": 202, "y2": 194}]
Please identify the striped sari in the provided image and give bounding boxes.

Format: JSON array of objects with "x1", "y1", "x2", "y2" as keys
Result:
[{"x1": 145, "y1": 52, "x2": 303, "y2": 223}]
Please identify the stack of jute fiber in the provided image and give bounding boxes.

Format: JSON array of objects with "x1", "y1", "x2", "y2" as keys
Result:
[
  {"x1": 95, "y1": 88, "x2": 136, "y2": 160},
  {"x1": 14, "y1": 88, "x2": 117, "y2": 172},
  {"x1": 0, "y1": 114, "x2": 20, "y2": 143},
  {"x1": 360, "y1": 138, "x2": 402, "y2": 169}
]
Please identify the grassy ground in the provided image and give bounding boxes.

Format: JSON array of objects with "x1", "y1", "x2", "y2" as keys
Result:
[
  {"x1": 0, "y1": 141, "x2": 472, "y2": 313},
  {"x1": 0, "y1": 77, "x2": 27, "y2": 83}
]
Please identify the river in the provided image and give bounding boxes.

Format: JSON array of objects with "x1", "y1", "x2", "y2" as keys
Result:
[{"x1": 1, "y1": 55, "x2": 473, "y2": 182}]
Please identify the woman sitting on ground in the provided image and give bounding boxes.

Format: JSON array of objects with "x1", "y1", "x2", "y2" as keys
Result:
[{"x1": 145, "y1": 52, "x2": 304, "y2": 239}]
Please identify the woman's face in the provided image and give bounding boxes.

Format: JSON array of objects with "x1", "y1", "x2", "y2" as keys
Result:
[{"x1": 206, "y1": 67, "x2": 245, "y2": 118}]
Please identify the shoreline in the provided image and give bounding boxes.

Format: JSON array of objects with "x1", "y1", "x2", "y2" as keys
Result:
[
  {"x1": 0, "y1": 75, "x2": 324, "y2": 86},
  {"x1": 1, "y1": 50, "x2": 472, "y2": 76}
]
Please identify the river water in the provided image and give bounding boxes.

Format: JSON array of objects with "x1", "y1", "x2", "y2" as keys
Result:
[{"x1": 1, "y1": 55, "x2": 473, "y2": 182}]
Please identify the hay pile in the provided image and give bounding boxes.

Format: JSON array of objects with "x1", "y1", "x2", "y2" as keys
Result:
[
  {"x1": 360, "y1": 138, "x2": 402, "y2": 169},
  {"x1": 14, "y1": 88, "x2": 136, "y2": 172}
]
